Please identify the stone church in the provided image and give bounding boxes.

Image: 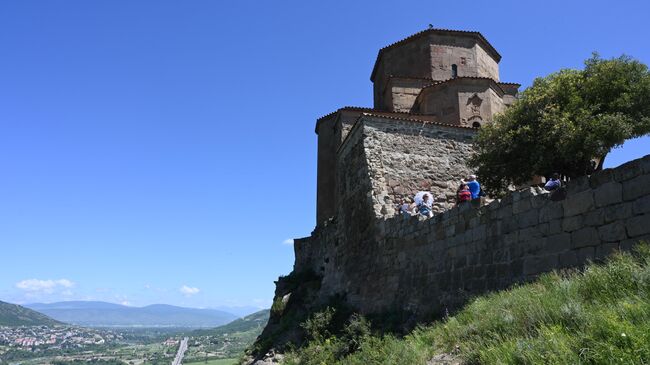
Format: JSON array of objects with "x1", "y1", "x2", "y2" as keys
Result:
[{"x1": 316, "y1": 28, "x2": 519, "y2": 224}]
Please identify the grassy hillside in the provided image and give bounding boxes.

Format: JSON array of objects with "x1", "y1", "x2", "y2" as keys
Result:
[
  {"x1": 0, "y1": 300, "x2": 62, "y2": 326},
  {"x1": 182, "y1": 309, "x2": 269, "y2": 362},
  {"x1": 282, "y1": 244, "x2": 650, "y2": 365},
  {"x1": 192, "y1": 309, "x2": 269, "y2": 337}
]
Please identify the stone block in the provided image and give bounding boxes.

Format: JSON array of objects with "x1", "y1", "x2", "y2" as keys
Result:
[
  {"x1": 497, "y1": 204, "x2": 513, "y2": 219},
  {"x1": 509, "y1": 259, "x2": 524, "y2": 278},
  {"x1": 577, "y1": 246, "x2": 595, "y2": 263},
  {"x1": 492, "y1": 249, "x2": 509, "y2": 263},
  {"x1": 614, "y1": 158, "x2": 645, "y2": 182},
  {"x1": 538, "y1": 222, "x2": 550, "y2": 235},
  {"x1": 562, "y1": 215, "x2": 584, "y2": 232},
  {"x1": 584, "y1": 209, "x2": 605, "y2": 226},
  {"x1": 604, "y1": 203, "x2": 633, "y2": 223},
  {"x1": 539, "y1": 203, "x2": 564, "y2": 222},
  {"x1": 548, "y1": 219, "x2": 563, "y2": 235},
  {"x1": 626, "y1": 214, "x2": 650, "y2": 237},
  {"x1": 518, "y1": 209, "x2": 539, "y2": 229},
  {"x1": 502, "y1": 216, "x2": 519, "y2": 233},
  {"x1": 522, "y1": 237, "x2": 547, "y2": 256},
  {"x1": 523, "y1": 254, "x2": 559, "y2": 276},
  {"x1": 567, "y1": 175, "x2": 590, "y2": 194},
  {"x1": 595, "y1": 242, "x2": 620, "y2": 260},
  {"x1": 594, "y1": 181, "x2": 622, "y2": 207},
  {"x1": 531, "y1": 194, "x2": 550, "y2": 208},
  {"x1": 559, "y1": 251, "x2": 578, "y2": 268},
  {"x1": 571, "y1": 227, "x2": 599, "y2": 249},
  {"x1": 519, "y1": 226, "x2": 542, "y2": 242},
  {"x1": 633, "y1": 195, "x2": 650, "y2": 215},
  {"x1": 546, "y1": 232, "x2": 572, "y2": 252},
  {"x1": 472, "y1": 225, "x2": 487, "y2": 241},
  {"x1": 563, "y1": 190, "x2": 594, "y2": 217},
  {"x1": 622, "y1": 174, "x2": 650, "y2": 201},
  {"x1": 621, "y1": 234, "x2": 650, "y2": 252},
  {"x1": 589, "y1": 168, "x2": 614, "y2": 188},
  {"x1": 597, "y1": 221, "x2": 627, "y2": 242},
  {"x1": 513, "y1": 199, "x2": 532, "y2": 214}
]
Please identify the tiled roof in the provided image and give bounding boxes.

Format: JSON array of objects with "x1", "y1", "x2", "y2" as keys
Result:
[
  {"x1": 359, "y1": 112, "x2": 477, "y2": 130},
  {"x1": 498, "y1": 81, "x2": 521, "y2": 86},
  {"x1": 418, "y1": 76, "x2": 509, "y2": 96},
  {"x1": 316, "y1": 107, "x2": 445, "y2": 134},
  {"x1": 316, "y1": 106, "x2": 375, "y2": 121},
  {"x1": 370, "y1": 28, "x2": 502, "y2": 81}
]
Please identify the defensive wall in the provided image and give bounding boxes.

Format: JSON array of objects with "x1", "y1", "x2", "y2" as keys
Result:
[{"x1": 293, "y1": 114, "x2": 650, "y2": 319}]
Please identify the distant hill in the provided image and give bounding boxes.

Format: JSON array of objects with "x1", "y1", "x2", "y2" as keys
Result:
[
  {"x1": 25, "y1": 301, "x2": 237, "y2": 328},
  {"x1": 212, "y1": 305, "x2": 263, "y2": 318},
  {"x1": 0, "y1": 300, "x2": 62, "y2": 327},
  {"x1": 193, "y1": 308, "x2": 270, "y2": 336},
  {"x1": 186, "y1": 309, "x2": 270, "y2": 360}
]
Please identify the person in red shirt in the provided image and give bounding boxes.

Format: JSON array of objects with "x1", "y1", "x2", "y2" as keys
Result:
[{"x1": 457, "y1": 183, "x2": 471, "y2": 203}]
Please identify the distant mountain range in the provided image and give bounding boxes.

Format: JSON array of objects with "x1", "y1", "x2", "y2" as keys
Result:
[
  {"x1": 25, "y1": 301, "x2": 237, "y2": 328},
  {"x1": 0, "y1": 301, "x2": 62, "y2": 327}
]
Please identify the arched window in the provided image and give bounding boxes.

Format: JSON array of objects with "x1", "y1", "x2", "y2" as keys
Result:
[{"x1": 451, "y1": 64, "x2": 458, "y2": 78}]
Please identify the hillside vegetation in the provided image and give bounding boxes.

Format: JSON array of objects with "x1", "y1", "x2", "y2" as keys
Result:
[
  {"x1": 0, "y1": 301, "x2": 62, "y2": 327},
  {"x1": 282, "y1": 243, "x2": 650, "y2": 365},
  {"x1": 182, "y1": 309, "x2": 269, "y2": 363}
]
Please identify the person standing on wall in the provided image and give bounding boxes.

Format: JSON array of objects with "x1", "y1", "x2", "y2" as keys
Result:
[
  {"x1": 466, "y1": 175, "x2": 481, "y2": 200},
  {"x1": 457, "y1": 183, "x2": 472, "y2": 203}
]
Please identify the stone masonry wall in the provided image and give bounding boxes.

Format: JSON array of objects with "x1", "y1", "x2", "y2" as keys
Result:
[
  {"x1": 294, "y1": 117, "x2": 650, "y2": 319},
  {"x1": 361, "y1": 116, "x2": 476, "y2": 215}
]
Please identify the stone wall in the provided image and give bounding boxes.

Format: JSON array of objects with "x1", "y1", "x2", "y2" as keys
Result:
[
  {"x1": 294, "y1": 116, "x2": 650, "y2": 319},
  {"x1": 359, "y1": 115, "x2": 476, "y2": 214}
]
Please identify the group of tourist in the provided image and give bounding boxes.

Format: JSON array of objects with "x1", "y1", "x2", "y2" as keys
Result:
[
  {"x1": 397, "y1": 174, "x2": 483, "y2": 219},
  {"x1": 397, "y1": 173, "x2": 563, "y2": 220}
]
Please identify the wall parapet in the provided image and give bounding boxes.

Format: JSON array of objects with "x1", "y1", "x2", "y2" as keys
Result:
[{"x1": 294, "y1": 153, "x2": 650, "y2": 318}]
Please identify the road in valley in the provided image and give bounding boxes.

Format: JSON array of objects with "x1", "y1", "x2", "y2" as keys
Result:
[{"x1": 172, "y1": 337, "x2": 189, "y2": 365}]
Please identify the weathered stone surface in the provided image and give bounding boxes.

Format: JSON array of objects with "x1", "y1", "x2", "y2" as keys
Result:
[
  {"x1": 584, "y1": 209, "x2": 605, "y2": 226},
  {"x1": 594, "y1": 181, "x2": 622, "y2": 207},
  {"x1": 597, "y1": 222, "x2": 627, "y2": 242},
  {"x1": 285, "y1": 137, "x2": 650, "y2": 349},
  {"x1": 604, "y1": 203, "x2": 633, "y2": 223},
  {"x1": 571, "y1": 227, "x2": 599, "y2": 249},
  {"x1": 633, "y1": 195, "x2": 650, "y2": 214},
  {"x1": 539, "y1": 203, "x2": 564, "y2": 222},
  {"x1": 563, "y1": 190, "x2": 594, "y2": 217},
  {"x1": 562, "y1": 215, "x2": 584, "y2": 232},
  {"x1": 524, "y1": 255, "x2": 558, "y2": 276},
  {"x1": 626, "y1": 215, "x2": 650, "y2": 237},
  {"x1": 623, "y1": 174, "x2": 650, "y2": 201}
]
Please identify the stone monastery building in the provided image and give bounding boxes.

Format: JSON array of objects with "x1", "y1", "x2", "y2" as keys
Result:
[
  {"x1": 252, "y1": 30, "x2": 650, "y2": 358},
  {"x1": 316, "y1": 28, "x2": 519, "y2": 224}
]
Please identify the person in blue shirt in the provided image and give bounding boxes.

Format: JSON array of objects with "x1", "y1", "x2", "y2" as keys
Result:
[
  {"x1": 544, "y1": 173, "x2": 561, "y2": 191},
  {"x1": 466, "y1": 174, "x2": 481, "y2": 200}
]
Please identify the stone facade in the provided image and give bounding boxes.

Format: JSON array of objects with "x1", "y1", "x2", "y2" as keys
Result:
[
  {"x1": 315, "y1": 29, "x2": 519, "y2": 224},
  {"x1": 296, "y1": 150, "x2": 650, "y2": 318}
]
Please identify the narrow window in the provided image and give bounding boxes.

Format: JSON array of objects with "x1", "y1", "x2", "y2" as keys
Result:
[{"x1": 451, "y1": 64, "x2": 458, "y2": 78}]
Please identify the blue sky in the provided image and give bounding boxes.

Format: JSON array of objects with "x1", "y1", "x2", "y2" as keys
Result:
[{"x1": 1, "y1": 0, "x2": 648, "y2": 309}]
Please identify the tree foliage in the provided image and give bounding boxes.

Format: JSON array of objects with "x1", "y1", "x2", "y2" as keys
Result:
[{"x1": 469, "y1": 54, "x2": 650, "y2": 196}]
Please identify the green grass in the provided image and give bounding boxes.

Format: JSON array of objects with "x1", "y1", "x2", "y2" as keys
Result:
[
  {"x1": 184, "y1": 358, "x2": 238, "y2": 365},
  {"x1": 282, "y1": 243, "x2": 650, "y2": 365}
]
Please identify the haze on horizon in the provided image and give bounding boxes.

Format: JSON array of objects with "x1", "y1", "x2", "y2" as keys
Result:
[{"x1": 1, "y1": 0, "x2": 649, "y2": 309}]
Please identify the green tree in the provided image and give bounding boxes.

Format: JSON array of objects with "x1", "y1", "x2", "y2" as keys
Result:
[{"x1": 470, "y1": 54, "x2": 650, "y2": 196}]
